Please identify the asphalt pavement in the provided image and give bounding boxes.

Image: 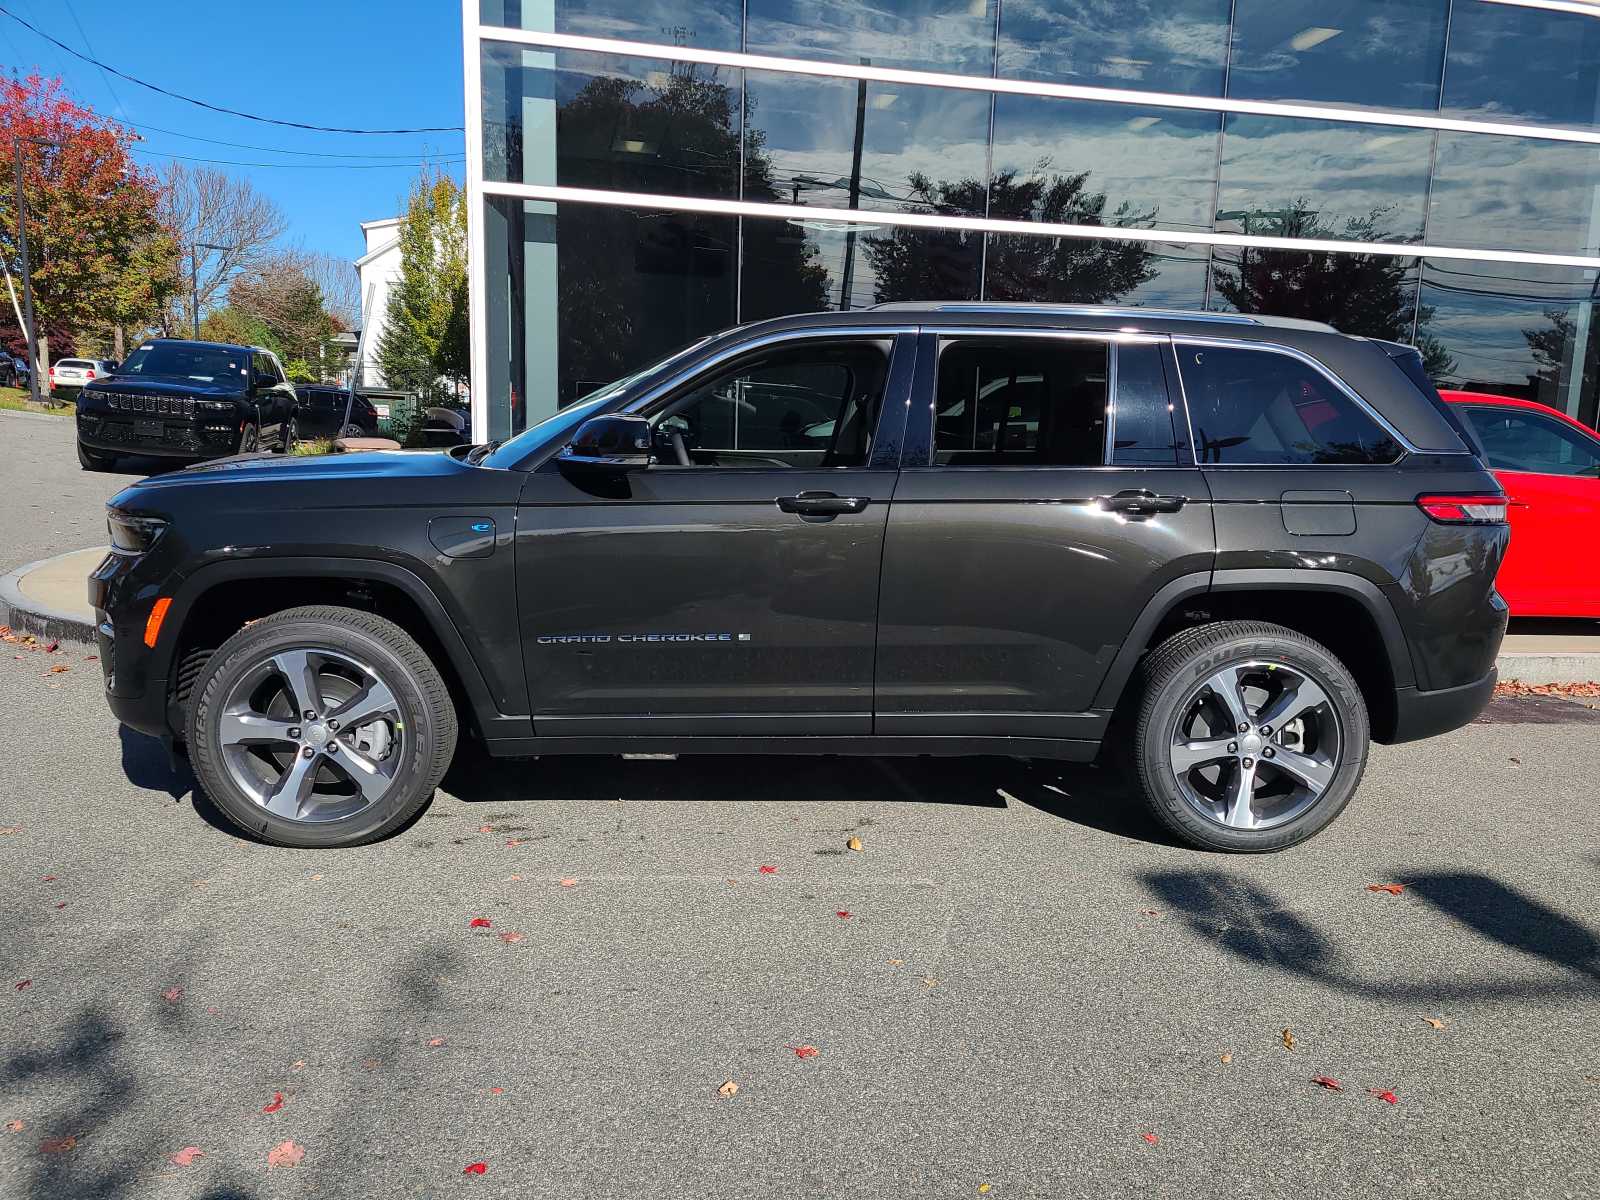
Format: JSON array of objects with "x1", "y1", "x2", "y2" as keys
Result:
[{"x1": 2, "y1": 408, "x2": 1599, "y2": 1199}]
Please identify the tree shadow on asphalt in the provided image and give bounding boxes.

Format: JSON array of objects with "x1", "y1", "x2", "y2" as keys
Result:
[{"x1": 1141, "y1": 868, "x2": 1600, "y2": 1003}]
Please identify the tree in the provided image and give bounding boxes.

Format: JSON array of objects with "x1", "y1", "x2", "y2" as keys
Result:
[
  {"x1": 1525, "y1": 308, "x2": 1598, "y2": 417},
  {"x1": 376, "y1": 169, "x2": 468, "y2": 403},
  {"x1": 158, "y1": 163, "x2": 287, "y2": 334},
  {"x1": 0, "y1": 74, "x2": 178, "y2": 359},
  {"x1": 200, "y1": 251, "x2": 342, "y2": 381}
]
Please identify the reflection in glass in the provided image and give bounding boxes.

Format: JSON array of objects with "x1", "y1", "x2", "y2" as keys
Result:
[
  {"x1": 1421, "y1": 259, "x2": 1600, "y2": 430},
  {"x1": 479, "y1": 0, "x2": 742, "y2": 52},
  {"x1": 1225, "y1": 0, "x2": 1447, "y2": 112},
  {"x1": 742, "y1": 72, "x2": 991, "y2": 218},
  {"x1": 985, "y1": 234, "x2": 1207, "y2": 308},
  {"x1": 1427, "y1": 133, "x2": 1600, "y2": 260},
  {"x1": 990, "y1": 97, "x2": 1219, "y2": 235},
  {"x1": 997, "y1": 0, "x2": 1230, "y2": 97},
  {"x1": 745, "y1": 0, "x2": 997, "y2": 76},
  {"x1": 1215, "y1": 116, "x2": 1432, "y2": 244},
  {"x1": 1442, "y1": 1, "x2": 1600, "y2": 132},
  {"x1": 484, "y1": 197, "x2": 737, "y2": 434},
  {"x1": 481, "y1": 45, "x2": 740, "y2": 197}
]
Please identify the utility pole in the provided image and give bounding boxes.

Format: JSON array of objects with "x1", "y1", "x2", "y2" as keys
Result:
[
  {"x1": 190, "y1": 242, "x2": 231, "y2": 338},
  {"x1": 837, "y1": 63, "x2": 870, "y2": 313},
  {"x1": 11, "y1": 135, "x2": 55, "y2": 407}
]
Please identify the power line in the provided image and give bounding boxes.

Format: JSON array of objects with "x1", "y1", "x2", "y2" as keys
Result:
[
  {"x1": 60, "y1": 0, "x2": 125, "y2": 118},
  {"x1": 122, "y1": 118, "x2": 459, "y2": 160},
  {"x1": 129, "y1": 147, "x2": 465, "y2": 171},
  {"x1": 0, "y1": 4, "x2": 463, "y2": 135}
]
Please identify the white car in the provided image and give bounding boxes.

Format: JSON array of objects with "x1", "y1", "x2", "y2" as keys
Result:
[{"x1": 50, "y1": 358, "x2": 117, "y2": 396}]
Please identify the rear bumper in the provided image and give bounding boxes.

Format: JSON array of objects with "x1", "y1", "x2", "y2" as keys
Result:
[{"x1": 1386, "y1": 669, "x2": 1497, "y2": 744}]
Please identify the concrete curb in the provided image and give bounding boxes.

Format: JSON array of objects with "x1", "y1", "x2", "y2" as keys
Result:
[
  {"x1": 1495, "y1": 654, "x2": 1600, "y2": 686},
  {"x1": 0, "y1": 554, "x2": 99, "y2": 645}
]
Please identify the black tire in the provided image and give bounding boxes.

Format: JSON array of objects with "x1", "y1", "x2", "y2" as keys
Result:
[
  {"x1": 187, "y1": 606, "x2": 458, "y2": 848},
  {"x1": 78, "y1": 441, "x2": 116, "y2": 472},
  {"x1": 278, "y1": 417, "x2": 298, "y2": 453},
  {"x1": 238, "y1": 422, "x2": 259, "y2": 455},
  {"x1": 1130, "y1": 621, "x2": 1370, "y2": 853}
]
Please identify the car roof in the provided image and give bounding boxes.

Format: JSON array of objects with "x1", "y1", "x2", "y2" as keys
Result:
[
  {"x1": 137, "y1": 337, "x2": 257, "y2": 355},
  {"x1": 1439, "y1": 389, "x2": 1600, "y2": 437},
  {"x1": 869, "y1": 300, "x2": 1337, "y2": 334}
]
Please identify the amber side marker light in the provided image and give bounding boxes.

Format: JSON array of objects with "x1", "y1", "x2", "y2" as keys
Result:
[
  {"x1": 144, "y1": 597, "x2": 173, "y2": 648},
  {"x1": 1415, "y1": 494, "x2": 1510, "y2": 524}
]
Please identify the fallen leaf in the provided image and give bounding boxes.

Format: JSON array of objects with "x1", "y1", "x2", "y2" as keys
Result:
[
  {"x1": 1281, "y1": 1028, "x2": 1296, "y2": 1051},
  {"x1": 836, "y1": 911, "x2": 852, "y2": 919},
  {"x1": 53, "y1": 902, "x2": 66, "y2": 909},
  {"x1": 1311, "y1": 1076, "x2": 1343, "y2": 1092},
  {"x1": 1423, "y1": 1017, "x2": 1447, "y2": 1030},
  {"x1": 15, "y1": 980, "x2": 31, "y2": 991},
  {"x1": 261, "y1": 1092, "x2": 285, "y2": 1114},
  {"x1": 498, "y1": 931, "x2": 525, "y2": 945},
  {"x1": 1509, "y1": 756, "x2": 1521, "y2": 765},
  {"x1": 469, "y1": 917, "x2": 492, "y2": 929},
  {"x1": 559, "y1": 878, "x2": 577, "y2": 887},
  {"x1": 488, "y1": 1087, "x2": 504, "y2": 1095},
  {"x1": 757, "y1": 864, "x2": 778, "y2": 874},
  {"x1": 360, "y1": 1058, "x2": 381, "y2": 1070},
  {"x1": 790, "y1": 1045, "x2": 820, "y2": 1059},
  {"x1": 978, "y1": 1186, "x2": 991, "y2": 1195},
  {"x1": 1141, "y1": 1133, "x2": 1159, "y2": 1145},
  {"x1": 169, "y1": 1146, "x2": 204, "y2": 1166},
  {"x1": 477, "y1": 825, "x2": 494, "y2": 833},
  {"x1": 717, "y1": 1080, "x2": 739, "y2": 1097},
  {"x1": 922, "y1": 977, "x2": 939, "y2": 988},
  {"x1": 1368, "y1": 1088, "x2": 1399, "y2": 1105},
  {"x1": 463, "y1": 1162, "x2": 488, "y2": 1175},
  {"x1": 41, "y1": 875, "x2": 55, "y2": 882},
  {"x1": 39, "y1": 1135, "x2": 77, "y2": 1154},
  {"x1": 47, "y1": 665, "x2": 69, "y2": 675},
  {"x1": 506, "y1": 874, "x2": 524, "y2": 882},
  {"x1": 84, "y1": 655, "x2": 97, "y2": 662},
  {"x1": 161, "y1": 986, "x2": 184, "y2": 1004},
  {"x1": 5, "y1": 1120, "x2": 23, "y2": 1133},
  {"x1": 887, "y1": 959, "x2": 904, "y2": 966},
  {"x1": 0, "y1": 827, "x2": 22, "y2": 835},
  {"x1": 847, "y1": 836, "x2": 863, "y2": 852},
  {"x1": 426, "y1": 1037, "x2": 446, "y2": 1048},
  {"x1": 505, "y1": 838, "x2": 526, "y2": 847},
  {"x1": 309, "y1": 874, "x2": 323, "y2": 881},
  {"x1": 291, "y1": 1060, "x2": 307, "y2": 1071},
  {"x1": 43, "y1": 641, "x2": 58, "y2": 653},
  {"x1": 1367, "y1": 883, "x2": 1405, "y2": 895},
  {"x1": 1139, "y1": 908, "x2": 1162, "y2": 917},
  {"x1": 266, "y1": 1140, "x2": 304, "y2": 1169},
  {"x1": 206, "y1": 1006, "x2": 220, "y2": 1016},
  {"x1": 1220, "y1": 1052, "x2": 1233, "y2": 1064}
]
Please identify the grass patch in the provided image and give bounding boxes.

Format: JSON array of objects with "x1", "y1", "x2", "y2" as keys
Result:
[
  {"x1": 288, "y1": 437, "x2": 337, "y2": 457},
  {"x1": 0, "y1": 387, "x2": 72, "y2": 415}
]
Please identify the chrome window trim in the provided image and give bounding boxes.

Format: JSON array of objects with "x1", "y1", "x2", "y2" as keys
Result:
[{"x1": 1171, "y1": 335, "x2": 1420, "y2": 465}]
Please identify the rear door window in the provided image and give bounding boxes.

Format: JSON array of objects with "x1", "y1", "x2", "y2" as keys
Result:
[
  {"x1": 1175, "y1": 343, "x2": 1403, "y2": 465},
  {"x1": 1459, "y1": 406, "x2": 1600, "y2": 477},
  {"x1": 933, "y1": 338, "x2": 1110, "y2": 466}
]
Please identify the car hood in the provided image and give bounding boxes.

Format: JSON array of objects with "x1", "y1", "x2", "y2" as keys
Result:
[
  {"x1": 125, "y1": 447, "x2": 465, "y2": 491},
  {"x1": 87, "y1": 378, "x2": 243, "y2": 399}
]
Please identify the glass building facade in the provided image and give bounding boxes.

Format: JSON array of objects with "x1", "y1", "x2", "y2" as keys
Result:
[{"x1": 464, "y1": 0, "x2": 1600, "y2": 441}]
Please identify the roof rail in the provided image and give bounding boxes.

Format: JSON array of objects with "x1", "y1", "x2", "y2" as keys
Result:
[{"x1": 870, "y1": 301, "x2": 1260, "y2": 325}]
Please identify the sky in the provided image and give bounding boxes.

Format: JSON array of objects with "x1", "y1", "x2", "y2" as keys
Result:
[{"x1": 0, "y1": 0, "x2": 466, "y2": 263}]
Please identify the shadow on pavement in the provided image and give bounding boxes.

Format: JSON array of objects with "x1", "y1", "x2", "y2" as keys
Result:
[
  {"x1": 1141, "y1": 867, "x2": 1600, "y2": 1002},
  {"x1": 117, "y1": 727, "x2": 191, "y2": 802}
]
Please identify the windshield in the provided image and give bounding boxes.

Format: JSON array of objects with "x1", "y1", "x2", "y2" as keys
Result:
[
  {"x1": 120, "y1": 343, "x2": 249, "y2": 385},
  {"x1": 481, "y1": 336, "x2": 715, "y2": 469}
]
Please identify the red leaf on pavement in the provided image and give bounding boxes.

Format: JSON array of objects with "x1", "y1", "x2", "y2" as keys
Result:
[
  {"x1": 488, "y1": 1087, "x2": 504, "y2": 1095},
  {"x1": 46, "y1": 664, "x2": 69, "y2": 675},
  {"x1": 758, "y1": 865, "x2": 778, "y2": 874},
  {"x1": 505, "y1": 838, "x2": 526, "y2": 847},
  {"x1": 1141, "y1": 1133, "x2": 1159, "y2": 1145},
  {"x1": 559, "y1": 878, "x2": 577, "y2": 887},
  {"x1": 1368, "y1": 1088, "x2": 1399, "y2": 1104},
  {"x1": 39, "y1": 1135, "x2": 77, "y2": 1153},
  {"x1": 160, "y1": 986, "x2": 183, "y2": 1004},
  {"x1": 261, "y1": 1092, "x2": 285, "y2": 1114},
  {"x1": 53, "y1": 903, "x2": 66, "y2": 909},
  {"x1": 463, "y1": 1162, "x2": 488, "y2": 1175},
  {"x1": 836, "y1": 911, "x2": 852, "y2": 919},
  {"x1": 1366, "y1": 883, "x2": 1405, "y2": 895},
  {"x1": 1311, "y1": 1076, "x2": 1343, "y2": 1091},
  {"x1": 169, "y1": 1146, "x2": 204, "y2": 1166},
  {"x1": 477, "y1": 825, "x2": 493, "y2": 833},
  {"x1": 5, "y1": 1119, "x2": 23, "y2": 1133},
  {"x1": 789, "y1": 1044, "x2": 820, "y2": 1059},
  {"x1": 498, "y1": 931, "x2": 525, "y2": 944},
  {"x1": 426, "y1": 1037, "x2": 446, "y2": 1047},
  {"x1": 41, "y1": 875, "x2": 55, "y2": 882},
  {"x1": 469, "y1": 917, "x2": 492, "y2": 928},
  {"x1": 43, "y1": 641, "x2": 58, "y2": 653},
  {"x1": 15, "y1": 980, "x2": 30, "y2": 991},
  {"x1": 266, "y1": 1139, "x2": 304, "y2": 1168}
]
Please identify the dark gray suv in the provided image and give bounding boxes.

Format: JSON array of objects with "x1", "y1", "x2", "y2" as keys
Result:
[{"x1": 93, "y1": 303, "x2": 1508, "y2": 852}]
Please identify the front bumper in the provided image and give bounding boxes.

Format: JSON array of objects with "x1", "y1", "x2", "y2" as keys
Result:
[
  {"x1": 89, "y1": 551, "x2": 178, "y2": 740},
  {"x1": 1387, "y1": 668, "x2": 1498, "y2": 744},
  {"x1": 77, "y1": 412, "x2": 240, "y2": 459}
]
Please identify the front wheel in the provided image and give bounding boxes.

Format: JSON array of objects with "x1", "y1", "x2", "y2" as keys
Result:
[
  {"x1": 238, "y1": 422, "x2": 259, "y2": 455},
  {"x1": 1131, "y1": 621, "x2": 1370, "y2": 852},
  {"x1": 278, "y1": 417, "x2": 298, "y2": 452},
  {"x1": 187, "y1": 606, "x2": 459, "y2": 848}
]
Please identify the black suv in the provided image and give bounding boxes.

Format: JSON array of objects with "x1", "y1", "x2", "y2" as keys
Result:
[
  {"x1": 292, "y1": 385, "x2": 380, "y2": 442},
  {"x1": 76, "y1": 339, "x2": 298, "y2": 470},
  {"x1": 90, "y1": 305, "x2": 1508, "y2": 852}
]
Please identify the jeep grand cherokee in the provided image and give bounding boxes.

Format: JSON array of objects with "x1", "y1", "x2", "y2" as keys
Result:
[{"x1": 90, "y1": 304, "x2": 1509, "y2": 852}]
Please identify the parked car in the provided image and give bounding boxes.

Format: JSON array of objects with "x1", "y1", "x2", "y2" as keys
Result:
[
  {"x1": 50, "y1": 357, "x2": 117, "y2": 400},
  {"x1": 0, "y1": 353, "x2": 20, "y2": 388},
  {"x1": 11, "y1": 354, "x2": 32, "y2": 390},
  {"x1": 419, "y1": 405, "x2": 469, "y2": 448},
  {"x1": 1442, "y1": 389, "x2": 1600, "y2": 618},
  {"x1": 92, "y1": 304, "x2": 1508, "y2": 852},
  {"x1": 292, "y1": 385, "x2": 378, "y2": 442},
  {"x1": 75, "y1": 339, "x2": 297, "y2": 471}
]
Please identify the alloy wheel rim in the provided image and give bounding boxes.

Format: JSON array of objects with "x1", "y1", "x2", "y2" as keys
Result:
[
  {"x1": 216, "y1": 647, "x2": 404, "y2": 823},
  {"x1": 1168, "y1": 660, "x2": 1343, "y2": 832},
  {"x1": 241, "y1": 426, "x2": 257, "y2": 453}
]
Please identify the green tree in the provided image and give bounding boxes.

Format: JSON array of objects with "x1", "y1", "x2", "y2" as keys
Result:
[
  {"x1": 200, "y1": 252, "x2": 342, "y2": 381},
  {"x1": 376, "y1": 170, "x2": 468, "y2": 403}
]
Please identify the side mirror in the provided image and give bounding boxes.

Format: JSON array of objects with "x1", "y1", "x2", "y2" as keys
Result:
[{"x1": 557, "y1": 413, "x2": 654, "y2": 475}]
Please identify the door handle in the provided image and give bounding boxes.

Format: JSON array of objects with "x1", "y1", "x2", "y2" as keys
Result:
[
  {"x1": 776, "y1": 491, "x2": 870, "y2": 517},
  {"x1": 1098, "y1": 489, "x2": 1188, "y2": 515}
]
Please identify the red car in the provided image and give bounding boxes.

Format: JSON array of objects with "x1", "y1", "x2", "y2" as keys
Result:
[{"x1": 1441, "y1": 390, "x2": 1600, "y2": 618}]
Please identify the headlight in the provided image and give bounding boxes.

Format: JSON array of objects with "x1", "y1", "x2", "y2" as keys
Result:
[{"x1": 107, "y1": 511, "x2": 167, "y2": 555}]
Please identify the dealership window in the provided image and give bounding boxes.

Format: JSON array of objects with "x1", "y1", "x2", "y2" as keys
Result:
[
  {"x1": 1456, "y1": 407, "x2": 1600, "y2": 478},
  {"x1": 933, "y1": 338, "x2": 1110, "y2": 467},
  {"x1": 1205, "y1": 245, "x2": 1421, "y2": 346},
  {"x1": 996, "y1": 0, "x2": 1231, "y2": 97},
  {"x1": 1175, "y1": 343, "x2": 1402, "y2": 465},
  {"x1": 1427, "y1": 134, "x2": 1600, "y2": 261},
  {"x1": 478, "y1": 0, "x2": 742, "y2": 52},
  {"x1": 649, "y1": 340, "x2": 892, "y2": 468},
  {"x1": 1442, "y1": 0, "x2": 1600, "y2": 133},
  {"x1": 745, "y1": 0, "x2": 997, "y2": 76}
]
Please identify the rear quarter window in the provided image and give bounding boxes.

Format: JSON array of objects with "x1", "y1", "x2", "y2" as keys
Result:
[{"x1": 1176, "y1": 344, "x2": 1403, "y2": 466}]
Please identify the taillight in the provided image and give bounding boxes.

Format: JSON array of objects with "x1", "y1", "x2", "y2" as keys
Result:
[
  {"x1": 1416, "y1": 494, "x2": 1509, "y2": 524},
  {"x1": 86, "y1": 369, "x2": 95, "y2": 379}
]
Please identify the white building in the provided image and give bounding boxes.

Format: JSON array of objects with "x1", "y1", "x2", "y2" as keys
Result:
[{"x1": 353, "y1": 216, "x2": 403, "y2": 389}]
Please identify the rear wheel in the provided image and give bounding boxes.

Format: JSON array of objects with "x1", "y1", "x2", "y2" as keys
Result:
[
  {"x1": 77, "y1": 441, "x2": 116, "y2": 472},
  {"x1": 1130, "y1": 621, "x2": 1369, "y2": 852},
  {"x1": 187, "y1": 606, "x2": 458, "y2": 848}
]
